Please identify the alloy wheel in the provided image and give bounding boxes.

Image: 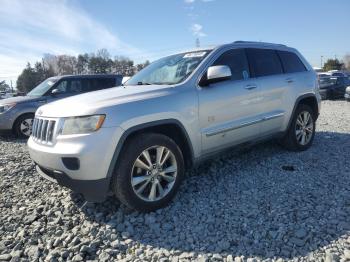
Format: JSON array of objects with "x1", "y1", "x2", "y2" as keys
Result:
[
  {"x1": 295, "y1": 111, "x2": 314, "y2": 146},
  {"x1": 131, "y1": 145, "x2": 177, "y2": 202},
  {"x1": 20, "y1": 118, "x2": 33, "y2": 137}
]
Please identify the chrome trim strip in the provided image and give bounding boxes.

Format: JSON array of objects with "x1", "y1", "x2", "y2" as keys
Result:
[
  {"x1": 263, "y1": 112, "x2": 285, "y2": 121},
  {"x1": 205, "y1": 112, "x2": 284, "y2": 137},
  {"x1": 205, "y1": 118, "x2": 263, "y2": 137}
]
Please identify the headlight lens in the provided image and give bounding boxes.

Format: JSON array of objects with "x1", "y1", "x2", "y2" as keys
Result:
[
  {"x1": 61, "y1": 115, "x2": 106, "y2": 135},
  {"x1": 0, "y1": 103, "x2": 16, "y2": 113}
]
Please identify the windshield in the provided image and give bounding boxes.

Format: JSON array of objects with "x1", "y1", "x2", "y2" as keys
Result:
[
  {"x1": 125, "y1": 50, "x2": 211, "y2": 86},
  {"x1": 27, "y1": 78, "x2": 59, "y2": 96}
]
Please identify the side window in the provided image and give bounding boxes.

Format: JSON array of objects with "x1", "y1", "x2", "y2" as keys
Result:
[
  {"x1": 89, "y1": 78, "x2": 116, "y2": 91},
  {"x1": 246, "y1": 48, "x2": 283, "y2": 77},
  {"x1": 212, "y1": 49, "x2": 250, "y2": 81},
  {"x1": 278, "y1": 50, "x2": 307, "y2": 73},
  {"x1": 70, "y1": 79, "x2": 83, "y2": 93},
  {"x1": 54, "y1": 80, "x2": 69, "y2": 93}
]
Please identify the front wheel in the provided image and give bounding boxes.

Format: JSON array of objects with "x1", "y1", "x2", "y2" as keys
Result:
[
  {"x1": 112, "y1": 133, "x2": 185, "y2": 212},
  {"x1": 14, "y1": 114, "x2": 34, "y2": 138},
  {"x1": 280, "y1": 104, "x2": 316, "y2": 151}
]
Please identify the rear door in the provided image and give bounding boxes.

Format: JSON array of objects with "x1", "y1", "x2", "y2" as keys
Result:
[
  {"x1": 246, "y1": 48, "x2": 289, "y2": 136},
  {"x1": 198, "y1": 48, "x2": 262, "y2": 154}
]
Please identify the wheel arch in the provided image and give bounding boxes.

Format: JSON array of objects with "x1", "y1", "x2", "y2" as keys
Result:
[
  {"x1": 12, "y1": 112, "x2": 35, "y2": 132},
  {"x1": 106, "y1": 119, "x2": 195, "y2": 181},
  {"x1": 287, "y1": 94, "x2": 319, "y2": 130}
]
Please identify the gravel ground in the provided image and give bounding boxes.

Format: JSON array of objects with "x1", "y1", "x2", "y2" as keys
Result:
[{"x1": 1, "y1": 100, "x2": 350, "y2": 262}]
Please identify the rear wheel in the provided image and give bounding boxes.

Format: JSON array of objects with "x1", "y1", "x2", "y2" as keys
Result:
[
  {"x1": 14, "y1": 114, "x2": 34, "y2": 138},
  {"x1": 280, "y1": 104, "x2": 316, "y2": 151},
  {"x1": 112, "y1": 133, "x2": 185, "y2": 212}
]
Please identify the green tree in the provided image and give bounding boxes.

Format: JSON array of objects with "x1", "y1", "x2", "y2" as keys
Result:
[
  {"x1": 16, "y1": 62, "x2": 55, "y2": 93},
  {"x1": 136, "y1": 60, "x2": 150, "y2": 72},
  {"x1": 16, "y1": 63, "x2": 38, "y2": 93},
  {"x1": 76, "y1": 53, "x2": 89, "y2": 74},
  {"x1": 88, "y1": 49, "x2": 114, "y2": 74},
  {"x1": 323, "y1": 59, "x2": 344, "y2": 71},
  {"x1": 0, "y1": 81, "x2": 10, "y2": 92}
]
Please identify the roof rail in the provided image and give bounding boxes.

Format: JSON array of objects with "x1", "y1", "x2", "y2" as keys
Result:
[{"x1": 233, "y1": 41, "x2": 286, "y2": 47}]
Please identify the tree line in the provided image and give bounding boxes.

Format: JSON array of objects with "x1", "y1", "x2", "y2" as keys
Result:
[
  {"x1": 16, "y1": 49, "x2": 150, "y2": 93},
  {"x1": 322, "y1": 56, "x2": 350, "y2": 72}
]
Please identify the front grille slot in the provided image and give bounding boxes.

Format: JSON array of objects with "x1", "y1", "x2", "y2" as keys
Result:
[{"x1": 32, "y1": 117, "x2": 56, "y2": 143}]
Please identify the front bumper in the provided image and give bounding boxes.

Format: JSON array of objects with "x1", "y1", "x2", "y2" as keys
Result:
[
  {"x1": 28, "y1": 126, "x2": 124, "y2": 202},
  {"x1": 36, "y1": 165, "x2": 109, "y2": 202},
  {"x1": 0, "y1": 111, "x2": 15, "y2": 130}
]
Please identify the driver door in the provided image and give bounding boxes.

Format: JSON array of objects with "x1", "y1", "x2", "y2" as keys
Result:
[
  {"x1": 45, "y1": 79, "x2": 74, "y2": 103},
  {"x1": 198, "y1": 48, "x2": 263, "y2": 155}
]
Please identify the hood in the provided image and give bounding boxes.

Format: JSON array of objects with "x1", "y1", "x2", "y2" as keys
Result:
[
  {"x1": 0, "y1": 96, "x2": 42, "y2": 105},
  {"x1": 38, "y1": 84, "x2": 174, "y2": 117}
]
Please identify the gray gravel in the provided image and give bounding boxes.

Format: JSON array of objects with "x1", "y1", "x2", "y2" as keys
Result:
[{"x1": 1, "y1": 100, "x2": 350, "y2": 262}]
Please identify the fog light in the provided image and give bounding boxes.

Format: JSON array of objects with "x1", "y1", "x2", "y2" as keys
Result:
[{"x1": 62, "y1": 157, "x2": 80, "y2": 170}]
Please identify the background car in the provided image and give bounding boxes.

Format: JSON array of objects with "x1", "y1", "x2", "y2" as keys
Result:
[
  {"x1": 319, "y1": 76, "x2": 350, "y2": 100},
  {"x1": 345, "y1": 86, "x2": 350, "y2": 101},
  {"x1": 0, "y1": 74, "x2": 123, "y2": 137}
]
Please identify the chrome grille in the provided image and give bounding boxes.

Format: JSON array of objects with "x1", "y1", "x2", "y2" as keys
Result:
[{"x1": 32, "y1": 117, "x2": 56, "y2": 143}]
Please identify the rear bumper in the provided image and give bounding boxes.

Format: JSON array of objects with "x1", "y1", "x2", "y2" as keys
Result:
[{"x1": 36, "y1": 165, "x2": 109, "y2": 202}]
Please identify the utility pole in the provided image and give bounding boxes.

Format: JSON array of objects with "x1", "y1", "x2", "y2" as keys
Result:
[
  {"x1": 195, "y1": 38, "x2": 200, "y2": 48},
  {"x1": 320, "y1": 56, "x2": 323, "y2": 69},
  {"x1": 10, "y1": 80, "x2": 13, "y2": 93}
]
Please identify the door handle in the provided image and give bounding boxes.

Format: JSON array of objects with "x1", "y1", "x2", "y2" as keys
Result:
[
  {"x1": 245, "y1": 84, "x2": 257, "y2": 90},
  {"x1": 286, "y1": 78, "x2": 294, "y2": 83}
]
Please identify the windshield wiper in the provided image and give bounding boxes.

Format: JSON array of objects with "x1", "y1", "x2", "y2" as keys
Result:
[{"x1": 137, "y1": 82, "x2": 152, "y2": 85}]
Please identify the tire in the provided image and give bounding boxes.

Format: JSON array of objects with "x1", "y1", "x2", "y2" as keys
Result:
[
  {"x1": 280, "y1": 104, "x2": 316, "y2": 151},
  {"x1": 112, "y1": 133, "x2": 185, "y2": 212},
  {"x1": 14, "y1": 114, "x2": 34, "y2": 138}
]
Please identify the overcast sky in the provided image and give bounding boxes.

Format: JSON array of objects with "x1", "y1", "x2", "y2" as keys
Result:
[{"x1": 1, "y1": 0, "x2": 349, "y2": 85}]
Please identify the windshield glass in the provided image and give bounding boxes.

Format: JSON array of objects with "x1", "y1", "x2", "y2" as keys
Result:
[
  {"x1": 125, "y1": 50, "x2": 211, "y2": 86},
  {"x1": 27, "y1": 78, "x2": 59, "y2": 96}
]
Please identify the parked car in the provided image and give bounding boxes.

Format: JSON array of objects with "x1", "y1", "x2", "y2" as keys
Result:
[
  {"x1": 0, "y1": 92, "x2": 15, "y2": 100},
  {"x1": 319, "y1": 76, "x2": 350, "y2": 99},
  {"x1": 28, "y1": 41, "x2": 320, "y2": 212},
  {"x1": 0, "y1": 74, "x2": 123, "y2": 137},
  {"x1": 345, "y1": 86, "x2": 350, "y2": 101},
  {"x1": 328, "y1": 70, "x2": 349, "y2": 77}
]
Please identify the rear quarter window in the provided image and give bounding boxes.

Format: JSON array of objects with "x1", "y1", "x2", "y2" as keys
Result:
[
  {"x1": 246, "y1": 48, "x2": 283, "y2": 77},
  {"x1": 88, "y1": 78, "x2": 117, "y2": 91},
  {"x1": 277, "y1": 50, "x2": 307, "y2": 73}
]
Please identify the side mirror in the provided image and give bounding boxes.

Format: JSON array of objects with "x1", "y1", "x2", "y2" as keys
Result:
[
  {"x1": 51, "y1": 89, "x2": 60, "y2": 96},
  {"x1": 200, "y1": 65, "x2": 232, "y2": 86}
]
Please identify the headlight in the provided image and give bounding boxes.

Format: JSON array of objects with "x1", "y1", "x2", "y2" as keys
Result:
[
  {"x1": 0, "y1": 103, "x2": 16, "y2": 113},
  {"x1": 61, "y1": 115, "x2": 106, "y2": 135}
]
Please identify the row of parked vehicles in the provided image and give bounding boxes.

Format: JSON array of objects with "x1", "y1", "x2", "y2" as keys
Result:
[
  {"x1": 0, "y1": 41, "x2": 323, "y2": 211},
  {"x1": 317, "y1": 70, "x2": 350, "y2": 100}
]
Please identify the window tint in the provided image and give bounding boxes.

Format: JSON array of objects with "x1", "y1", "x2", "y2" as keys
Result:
[
  {"x1": 70, "y1": 80, "x2": 83, "y2": 93},
  {"x1": 277, "y1": 50, "x2": 306, "y2": 73},
  {"x1": 55, "y1": 80, "x2": 69, "y2": 93},
  {"x1": 212, "y1": 49, "x2": 250, "y2": 81},
  {"x1": 88, "y1": 78, "x2": 116, "y2": 91},
  {"x1": 246, "y1": 48, "x2": 283, "y2": 77}
]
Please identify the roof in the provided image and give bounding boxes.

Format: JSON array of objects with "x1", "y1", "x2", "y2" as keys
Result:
[{"x1": 50, "y1": 74, "x2": 123, "y2": 80}]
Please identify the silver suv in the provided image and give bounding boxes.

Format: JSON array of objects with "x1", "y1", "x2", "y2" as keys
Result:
[{"x1": 28, "y1": 41, "x2": 321, "y2": 212}]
